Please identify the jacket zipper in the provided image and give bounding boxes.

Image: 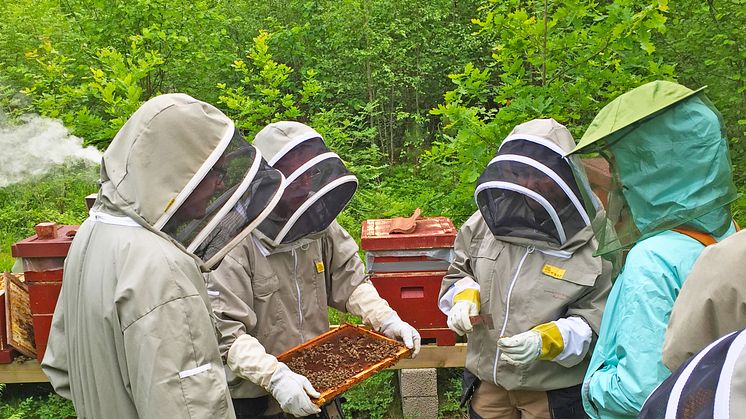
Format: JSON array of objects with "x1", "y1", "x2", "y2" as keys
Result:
[
  {"x1": 494, "y1": 244, "x2": 535, "y2": 384},
  {"x1": 292, "y1": 248, "x2": 304, "y2": 341}
]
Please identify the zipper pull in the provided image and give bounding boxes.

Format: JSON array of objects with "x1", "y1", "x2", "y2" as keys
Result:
[{"x1": 527, "y1": 244, "x2": 535, "y2": 254}]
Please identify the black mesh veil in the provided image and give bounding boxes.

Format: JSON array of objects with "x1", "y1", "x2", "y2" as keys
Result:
[
  {"x1": 475, "y1": 137, "x2": 591, "y2": 245},
  {"x1": 257, "y1": 137, "x2": 357, "y2": 245},
  {"x1": 162, "y1": 129, "x2": 284, "y2": 267}
]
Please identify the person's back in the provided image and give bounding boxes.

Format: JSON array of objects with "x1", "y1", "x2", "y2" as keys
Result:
[
  {"x1": 57, "y1": 215, "x2": 226, "y2": 416},
  {"x1": 663, "y1": 228, "x2": 746, "y2": 371},
  {"x1": 42, "y1": 94, "x2": 284, "y2": 418}
]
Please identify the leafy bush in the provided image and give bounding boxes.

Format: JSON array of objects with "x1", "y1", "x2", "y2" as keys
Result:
[
  {"x1": 0, "y1": 384, "x2": 75, "y2": 419},
  {"x1": 342, "y1": 370, "x2": 396, "y2": 419},
  {"x1": 0, "y1": 162, "x2": 98, "y2": 271}
]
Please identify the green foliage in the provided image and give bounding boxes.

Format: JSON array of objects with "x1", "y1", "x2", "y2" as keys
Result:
[
  {"x1": 438, "y1": 368, "x2": 468, "y2": 418},
  {"x1": 217, "y1": 31, "x2": 323, "y2": 139},
  {"x1": 0, "y1": 162, "x2": 98, "y2": 271},
  {"x1": 429, "y1": 0, "x2": 675, "y2": 214},
  {"x1": 0, "y1": 394, "x2": 74, "y2": 419},
  {"x1": 20, "y1": 36, "x2": 164, "y2": 147},
  {"x1": 0, "y1": 385, "x2": 75, "y2": 419},
  {"x1": 342, "y1": 370, "x2": 395, "y2": 419}
]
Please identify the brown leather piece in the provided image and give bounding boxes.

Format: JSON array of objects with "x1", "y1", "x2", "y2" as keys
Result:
[{"x1": 388, "y1": 208, "x2": 422, "y2": 234}]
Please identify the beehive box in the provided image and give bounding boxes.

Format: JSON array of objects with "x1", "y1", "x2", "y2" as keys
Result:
[
  {"x1": 361, "y1": 216, "x2": 457, "y2": 252},
  {"x1": 11, "y1": 223, "x2": 77, "y2": 361},
  {"x1": 277, "y1": 324, "x2": 411, "y2": 406},
  {"x1": 4, "y1": 273, "x2": 36, "y2": 358}
]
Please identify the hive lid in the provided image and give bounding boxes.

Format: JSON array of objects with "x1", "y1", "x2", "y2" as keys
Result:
[
  {"x1": 11, "y1": 225, "x2": 79, "y2": 258},
  {"x1": 361, "y1": 216, "x2": 457, "y2": 251},
  {"x1": 277, "y1": 324, "x2": 411, "y2": 406}
]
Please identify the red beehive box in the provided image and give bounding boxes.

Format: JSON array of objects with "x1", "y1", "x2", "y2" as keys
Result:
[
  {"x1": 361, "y1": 216, "x2": 457, "y2": 346},
  {"x1": 361, "y1": 217, "x2": 457, "y2": 251},
  {"x1": 11, "y1": 223, "x2": 78, "y2": 362}
]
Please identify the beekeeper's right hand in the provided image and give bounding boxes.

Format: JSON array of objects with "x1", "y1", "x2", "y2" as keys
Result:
[
  {"x1": 447, "y1": 300, "x2": 479, "y2": 336},
  {"x1": 267, "y1": 363, "x2": 321, "y2": 417},
  {"x1": 227, "y1": 334, "x2": 320, "y2": 416}
]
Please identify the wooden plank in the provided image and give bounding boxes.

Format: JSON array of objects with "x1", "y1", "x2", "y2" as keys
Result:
[
  {"x1": 389, "y1": 343, "x2": 466, "y2": 369},
  {"x1": 0, "y1": 332, "x2": 467, "y2": 383},
  {"x1": 0, "y1": 360, "x2": 48, "y2": 383}
]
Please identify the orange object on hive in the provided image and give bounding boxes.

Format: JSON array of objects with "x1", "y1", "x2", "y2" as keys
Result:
[{"x1": 277, "y1": 324, "x2": 411, "y2": 406}]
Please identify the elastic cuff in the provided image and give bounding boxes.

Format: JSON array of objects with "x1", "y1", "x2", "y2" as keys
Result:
[
  {"x1": 227, "y1": 334, "x2": 279, "y2": 389},
  {"x1": 532, "y1": 322, "x2": 564, "y2": 360},
  {"x1": 454, "y1": 288, "x2": 481, "y2": 311}
]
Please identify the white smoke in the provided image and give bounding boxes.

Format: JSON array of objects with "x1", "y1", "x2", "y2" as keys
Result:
[{"x1": 0, "y1": 114, "x2": 102, "y2": 187}]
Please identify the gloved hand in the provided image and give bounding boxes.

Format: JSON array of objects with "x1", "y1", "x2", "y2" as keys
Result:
[
  {"x1": 498, "y1": 330, "x2": 542, "y2": 366},
  {"x1": 267, "y1": 363, "x2": 321, "y2": 417},
  {"x1": 380, "y1": 314, "x2": 422, "y2": 357},
  {"x1": 447, "y1": 300, "x2": 479, "y2": 336}
]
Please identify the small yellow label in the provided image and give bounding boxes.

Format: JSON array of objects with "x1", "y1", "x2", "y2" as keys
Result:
[
  {"x1": 315, "y1": 260, "x2": 325, "y2": 273},
  {"x1": 542, "y1": 264, "x2": 566, "y2": 279},
  {"x1": 164, "y1": 197, "x2": 176, "y2": 212}
]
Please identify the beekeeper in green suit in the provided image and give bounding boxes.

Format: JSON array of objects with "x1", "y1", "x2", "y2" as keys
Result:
[
  {"x1": 570, "y1": 81, "x2": 738, "y2": 418},
  {"x1": 42, "y1": 93, "x2": 285, "y2": 418},
  {"x1": 208, "y1": 121, "x2": 421, "y2": 418}
]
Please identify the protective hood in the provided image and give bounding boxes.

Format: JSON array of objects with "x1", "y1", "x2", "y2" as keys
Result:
[
  {"x1": 570, "y1": 81, "x2": 736, "y2": 255},
  {"x1": 571, "y1": 81, "x2": 706, "y2": 154},
  {"x1": 475, "y1": 119, "x2": 599, "y2": 250},
  {"x1": 97, "y1": 93, "x2": 284, "y2": 269},
  {"x1": 253, "y1": 121, "x2": 358, "y2": 246}
]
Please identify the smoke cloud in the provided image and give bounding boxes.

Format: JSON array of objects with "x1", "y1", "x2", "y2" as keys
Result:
[{"x1": 0, "y1": 115, "x2": 102, "y2": 187}]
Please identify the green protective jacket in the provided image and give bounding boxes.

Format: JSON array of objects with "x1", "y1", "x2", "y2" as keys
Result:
[
  {"x1": 581, "y1": 83, "x2": 737, "y2": 419},
  {"x1": 206, "y1": 222, "x2": 366, "y2": 398},
  {"x1": 583, "y1": 226, "x2": 735, "y2": 419},
  {"x1": 41, "y1": 94, "x2": 236, "y2": 418},
  {"x1": 441, "y1": 210, "x2": 612, "y2": 391}
]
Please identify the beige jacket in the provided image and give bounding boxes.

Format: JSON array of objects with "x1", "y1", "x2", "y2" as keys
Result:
[
  {"x1": 441, "y1": 211, "x2": 612, "y2": 391},
  {"x1": 207, "y1": 221, "x2": 366, "y2": 398},
  {"x1": 663, "y1": 229, "x2": 746, "y2": 371},
  {"x1": 41, "y1": 94, "x2": 236, "y2": 418}
]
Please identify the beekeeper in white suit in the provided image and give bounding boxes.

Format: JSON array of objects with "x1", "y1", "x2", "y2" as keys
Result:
[
  {"x1": 208, "y1": 121, "x2": 421, "y2": 418},
  {"x1": 42, "y1": 93, "x2": 285, "y2": 418}
]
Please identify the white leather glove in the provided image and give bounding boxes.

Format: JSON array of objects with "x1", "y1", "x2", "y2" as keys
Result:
[
  {"x1": 498, "y1": 330, "x2": 541, "y2": 366},
  {"x1": 347, "y1": 282, "x2": 422, "y2": 357},
  {"x1": 447, "y1": 300, "x2": 479, "y2": 336},
  {"x1": 267, "y1": 363, "x2": 321, "y2": 417},
  {"x1": 379, "y1": 313, "x2": 421, "y2": 357}
]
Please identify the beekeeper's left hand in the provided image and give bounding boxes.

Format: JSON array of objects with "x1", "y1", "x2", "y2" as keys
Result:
[
  {"x1": 379, "y1": 314, "x2": 421, "y2": 357},
  {"x1": 498, "y1": 330, "x2": 541, "y2": 366}
]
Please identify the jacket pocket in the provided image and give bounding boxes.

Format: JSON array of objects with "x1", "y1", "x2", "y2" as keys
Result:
[
  {"x1": 253, "y1": 273, "x2": 280, "y2": 296},
  {"x1": 178, "y1": 362, "x2": 231, "y2": 418},
  {"x1": 252, "y1": 273, "x2": 284, "y2": 340},
  {"x1": 472, "y1": 240, "x2": 504, "y2": 306}
]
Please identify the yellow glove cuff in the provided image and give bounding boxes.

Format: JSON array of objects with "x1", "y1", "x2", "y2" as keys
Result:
[
  {"x1": 532, "y1": 322, "x2": 564, "y2": 360},
  {"x1": 453, "y1": 288, "x2": 480, "y2": 311}
]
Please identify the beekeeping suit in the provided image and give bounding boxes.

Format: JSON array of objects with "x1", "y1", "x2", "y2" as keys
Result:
[
  {"x1": 438, "y1": 118, "x2": 613, "y2": 419},
  {"x1": 571, "y1": 81, "x2": 738, "y2": 419},
  {"x1": 208, "y1": 121, "x2": 420, "y2": 418},
  {"x1": 662, "y1": 229, "x2": 746, "y2": 372},
  {"x1": 41, "y1": 93, "x2": 284, "y2": 419}
]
